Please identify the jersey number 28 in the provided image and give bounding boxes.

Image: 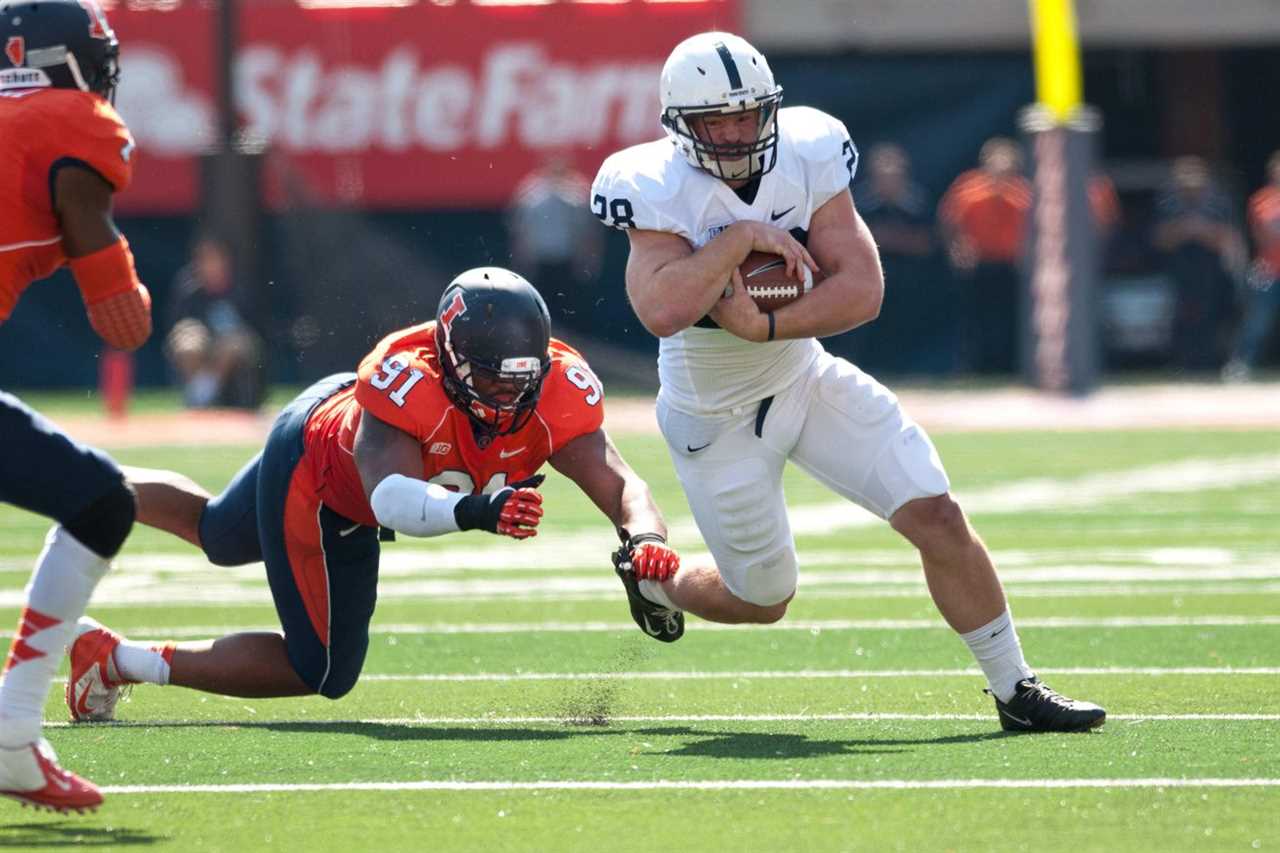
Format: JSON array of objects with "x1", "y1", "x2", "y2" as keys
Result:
[{"x1": 592, "y1": 194, "x2": 636, "y2": 230}]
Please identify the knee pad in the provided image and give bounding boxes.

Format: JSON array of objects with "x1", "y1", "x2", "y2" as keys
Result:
[
  {"x1": 64, "y1": 480, "x2": 136, "y2": 559},
  {"x1": 709, "y1": 461, "x2": 797, "y2": 607},
  {"x1": 714, "y1": 460, "x2": 782, "y2": 557},
  {"x1": 873, "y1": 424, "x2": 951, "y2": 518},
  {"x1": 738, "y1": 546, "x2": 799, "y2": 608}
]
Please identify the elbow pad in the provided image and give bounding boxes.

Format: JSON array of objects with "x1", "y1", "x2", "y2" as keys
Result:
[
  {"x1": 369, "y1": 474, "x2": 464, "y2": 538},
  {"x1": 71, "y1": 238, "x2": 152, "y2": 350}
]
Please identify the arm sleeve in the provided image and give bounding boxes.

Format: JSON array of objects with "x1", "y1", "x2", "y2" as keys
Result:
[{"x1": 370, "y1": 474, "x2": 464, "y2": 538}]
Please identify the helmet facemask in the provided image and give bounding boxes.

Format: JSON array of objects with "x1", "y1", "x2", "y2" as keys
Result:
[
  {"x1": 663, "y1": 95, "x2": 782, "y2": 182},
  {"x1": 92, "y1": 42, "x2": 120, "y2": 103},
  {"x1": 438, "y1": 333, "x2": 549, "y2": 441},
  {"x1": 61, "y1": 41, "x2": 119, "y2": 102},
  {"x1": 432, "y1": 268, "x2": 552, "y2": 445}
]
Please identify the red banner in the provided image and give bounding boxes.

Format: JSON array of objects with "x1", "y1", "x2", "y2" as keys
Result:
[{"x1": 107, "y1": 1, "x2": 736, "y2": 213}]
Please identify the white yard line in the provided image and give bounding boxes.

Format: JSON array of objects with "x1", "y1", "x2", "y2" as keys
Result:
[
  {"x1": 11, "y1": 613, "x2": 1279, "y2": 641},
  {"x1": 48, "y1": 665, "x2": 1280, "y2": 691},
  {"x1": 46, "y1": 665, "x2": 1280, "y2": 691},
  {"x1": 96, "y1": 778, "x2": 1280, "y2": 795},
  {"x1": 1, "y1": 453, "x2": 1276, "y2": 609},
  {"x1": 351, "y1": 666, "x2": 1280, "y2": 682},
  {"x1": 749, "y1": 454, "x2": 1280, "y2": 539},
  {"x1": 10, "y1": 564, "x2": 1280, "y2": 609},
  {"x1": 50, "y1": 711, "x2": 1280, "y2": 729}
]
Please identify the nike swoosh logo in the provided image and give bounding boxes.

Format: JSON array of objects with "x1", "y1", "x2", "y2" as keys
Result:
[
  {"x1": 639, "y1": 612, "x2": 663, "y2": 637},
  {"x1": 1000, "y1": 710, "x2": 1034, "y2": 728},
  {"x1": 770, "y1": 206, "x2": 796, "y2": 222},
  {"x1": 990, "y1": 626, "x2": 1007, "y2": 638},
  {"x1": 499, "y1": 447, "x2": 526, "y2": 459},
  {"x1": 338, "y1": 524, "x2": 361, "y2": 537},
  {"x1": 36, "y1": 749, "x2": 75, "y2": 792},
  {"x1": 686, "y1": 443, "x2": 711, "y2": 453}
]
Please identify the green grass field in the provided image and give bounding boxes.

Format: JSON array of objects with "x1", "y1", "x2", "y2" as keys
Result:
[{"x1": 1, "y1": 420, "x2": 1278, "y2": 851}]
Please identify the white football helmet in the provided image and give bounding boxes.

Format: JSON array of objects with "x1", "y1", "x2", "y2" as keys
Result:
[{"x1": 659, "y1": 31, "x2": 783, "y2": 181}]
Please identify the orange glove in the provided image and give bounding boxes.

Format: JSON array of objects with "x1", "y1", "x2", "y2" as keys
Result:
[
  {"x1": 494, "y1": 488, "x2": 544, "y2": 539},
  {"x1": 620, "y1": 532, "x2": 680, "y2": 582},
  {"x1": 454, "y1": 474, "x2": 545, "y2": 539}
]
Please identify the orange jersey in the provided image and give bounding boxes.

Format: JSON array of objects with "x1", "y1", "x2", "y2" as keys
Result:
[
  {"x1": 302, "y1": 323, "x2": 605, "y2": 527},
  {"x1": 0, "y1": 87, "x2": 135, "y2": 322},
  {"x1": 939, "y1": 170, "x2": 1032, "y2": 264},
  {"x1": 1248, "y1": 185, "x2": 1280, "y2": 275}
]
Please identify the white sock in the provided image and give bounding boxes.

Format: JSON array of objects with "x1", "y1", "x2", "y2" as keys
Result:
[
  {"x1": 638, "y1": 579, "x2": 677, "y2": 610},
  {"x1": 113, "y1": 642, "x2": 172, "y2": 686},
  {"x1": 0, "y1": 527, "x2": 110, "y2": 747},
  {"x1": 959, "y1": 610, "x2": 1035, "y2": 703}
]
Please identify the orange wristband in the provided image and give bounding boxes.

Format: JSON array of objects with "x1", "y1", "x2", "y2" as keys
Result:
[{"x1": 69, "y1": 237, "x2": 142, "y2": 305}]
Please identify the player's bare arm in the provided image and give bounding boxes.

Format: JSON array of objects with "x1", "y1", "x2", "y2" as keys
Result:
[
  {"x1": 710, "y1": 190, "x2": 883, "y2": 343},
  {"x1": 625, "y1": 221, "x2": 816, "y2": 338},
  {"x1": 548, "y1": 428, "x2": 666, "y2": 539},
  {"x1": 54, "y1": 165, "x2": 120, "y2": 257},
  {"x1": 354, "y1": 408, "x2": 543, "y2": 540},
  {"x1": 550, "y1": 427, "x2": 679, "y2": 582},
  {"x1": 353, "y1": 409, "x2": 426, "y2": 501},
  {"x1": 54, "y1": 164, "x2": 152, "y2": 351}
]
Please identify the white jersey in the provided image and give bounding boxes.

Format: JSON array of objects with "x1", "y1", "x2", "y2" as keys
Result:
[{"x1": 592, "y1": 106, "x2": 858, "y2": 414}]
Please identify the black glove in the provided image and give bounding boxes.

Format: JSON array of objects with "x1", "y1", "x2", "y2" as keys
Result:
[{"x1": 454, "y1": 474, "x2": 546, "y2": 538}]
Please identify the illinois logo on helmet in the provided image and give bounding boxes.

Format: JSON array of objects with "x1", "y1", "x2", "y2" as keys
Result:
[
  {"x1": 0, "y1": 0, "x2": 121, "y2": 101},
  {"x1": 4, "y1": 35, "x2": 21, "y2": 67}
]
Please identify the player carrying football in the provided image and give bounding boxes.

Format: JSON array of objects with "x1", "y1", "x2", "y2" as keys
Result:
[
  {"x1": 0, "y1": 0, "x2": 152, "y2": 812},
  {"x1": 65, "y1": 268, "x2": 681, "y2": 715},
  {"x1": 590, "y1": 32, "x2": 1105, "y2": 732}
]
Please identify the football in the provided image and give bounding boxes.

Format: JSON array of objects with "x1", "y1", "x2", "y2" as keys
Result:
[{"x1": 736, "y1": 251, "x2": 819, "y2": 312}]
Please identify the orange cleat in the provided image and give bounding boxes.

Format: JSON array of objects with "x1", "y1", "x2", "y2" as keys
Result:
[
  {"x1": 66, "y1": 617, "x2": 131, "y2": 723},
  {"x1": 0, "y1": 739, "x2": 102, "y2": 813}
]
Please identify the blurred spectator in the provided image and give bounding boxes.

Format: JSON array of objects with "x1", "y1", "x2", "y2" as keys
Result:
[
  {"x1": 1223, "y1": 150, "x2": 1280, "y2": 382},
  {"x1": 165, "y1": 233, "x2": 263, "y2": 409},
  {"x1": 939, "y1": 137, "x2": 1031, "y2": 374},
  {"x1": 1090, "y1": 171, "x2": 1123, "y2": 245},
  {"x1": 1152, "y1": 156, "x2": 1246, "y2": 371},
  {"x1": 855, "y1": 143, "x2": 952, "y2": 373},
  {"x1": 507, "y1": 155, "x2": 602, "y2": 332}
]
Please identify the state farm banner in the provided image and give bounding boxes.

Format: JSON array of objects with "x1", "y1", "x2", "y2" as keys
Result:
[{"x1": 106, "y1": 1, "x2": 736, "y2": 212}]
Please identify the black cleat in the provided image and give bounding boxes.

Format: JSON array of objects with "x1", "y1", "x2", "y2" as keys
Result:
[
  {"x1": 991, "y1": 678, "x2": 1106, "y2": 732},
  {"x1": 612, "y1": 545, "x2": 684, "y2": 642}
]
